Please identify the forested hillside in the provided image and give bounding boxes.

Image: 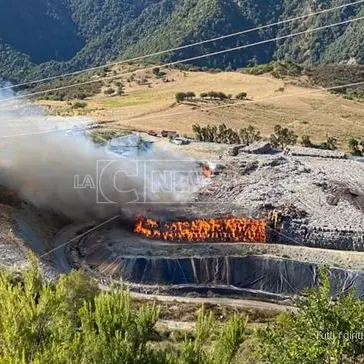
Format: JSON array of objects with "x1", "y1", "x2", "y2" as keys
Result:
[{"x1": 1, "y1": 0, "x2": 364, "y2": 82}]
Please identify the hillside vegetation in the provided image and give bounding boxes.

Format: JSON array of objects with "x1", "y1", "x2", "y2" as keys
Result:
[
  {"x1": 3, "y1": 259, "x2": 364, "y2": 363},
  {"x1": 36, "y1": 64, "x2": 364, "y2": 152},
  {"x1": 2, "y1": 0, "x2": 364, "y2": 81}
]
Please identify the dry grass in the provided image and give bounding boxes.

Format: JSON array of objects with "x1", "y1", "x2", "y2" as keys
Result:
[{"x1": 39, "y1": 68, "x2": 364, "y2": 151}]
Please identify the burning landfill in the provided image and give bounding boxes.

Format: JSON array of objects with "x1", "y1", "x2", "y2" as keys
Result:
[
  {"x1": 134, "y1": 215, "x2": 267, "y2": 243},
  {"x1": 4, "y1": 83, "x2": 364, "y2": 301}
]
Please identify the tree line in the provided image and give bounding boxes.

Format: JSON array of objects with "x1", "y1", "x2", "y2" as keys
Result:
[
  {"x1": 176, "y1": 91, "x2": 247, "y2": 103},
  {"x1": 192, "y1": 123, "x2": 339, "y2": 151},
  {"x1": 192, "y1": 123, "x2": 261, "y2": 145}
]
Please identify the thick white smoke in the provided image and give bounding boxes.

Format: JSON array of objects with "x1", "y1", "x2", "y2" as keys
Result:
[{"x1": 0, "y1": 87, "x2": 202, "y2": 221}]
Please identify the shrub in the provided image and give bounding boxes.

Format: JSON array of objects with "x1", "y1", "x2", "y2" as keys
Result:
[
  {"x1": 301, "y1": 135, "x2": 313, "y2": 147},
  {"x1": 348, "y1": 136, "x2": 363, "y2": 156},
  {"x1": 217, "y1": 92, "x2": 228, "y2": 100},
  {"x1": 72, "y1": 101, "x2": 87, "y2": 109},
  {"x1": 0, "y1": 257, "x2": 248, "y2": 364},
  {"x1": 104, "y1": 87, "x2": 115, "y2": 96}
]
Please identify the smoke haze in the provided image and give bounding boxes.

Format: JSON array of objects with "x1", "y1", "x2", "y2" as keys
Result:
[{"x1": 0, "y1": 88, "x2": 202, "y2": 221}]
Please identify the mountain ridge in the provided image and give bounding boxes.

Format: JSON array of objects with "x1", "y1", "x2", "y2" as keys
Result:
[{"x1": 1, "y1": 0, "x2": 364, "y2": 82}]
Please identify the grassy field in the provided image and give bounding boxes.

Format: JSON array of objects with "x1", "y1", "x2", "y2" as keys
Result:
[{"x1": 38, "y1": 67, "x2": 364, "y2": 151}]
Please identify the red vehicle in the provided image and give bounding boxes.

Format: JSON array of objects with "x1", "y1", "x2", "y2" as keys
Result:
[{"x1": 147, "y1": 130, "x2": 158, "y2": 136}]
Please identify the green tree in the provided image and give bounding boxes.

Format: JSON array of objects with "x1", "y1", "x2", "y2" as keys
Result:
[
  {"x1": 321, "y1": 136, "x2": 338, "y2": 151},
  {"x1": 192, "y1": 124, "x2": 202, "y2": 141},
  {"x1": 218, "y1": 123, "x2": 228, "y2": 143},
  {"x1": 176, "y1": 92, "x2": 187, "y2": 103},
  {"x1": 239, "y1": 125, "x2": 261, "y2": 146},
  {"x1": 114, "y1": 82, "x2": 125, "y2": 96},
  {"x1": 301, "y1": 135, "x2": 313, "y2": 148},
  {"x1": 255, "y1": 269, "x2": 364, "y2": 364},
  {"x1": 207, "y1": 91, "x2": 218, "y2": 100},
  {"x1": 217, "y1": 92, "x2": 228, "y2": 100},
  {"x1": 185, "y1": 91, "x2": 196, "y2": 100},
  {"x1": 200, "y1": 92, "x2": 208, "y2": 99},
  {"x1": 270, "y1": 124, "x2": 298, "y2": 149},
  {"x1": 236, "y1": 92, "x2": 247, "y2": 100},
  {"x1": 348, "y1": 137, "x2": 362, "y2": 156}
]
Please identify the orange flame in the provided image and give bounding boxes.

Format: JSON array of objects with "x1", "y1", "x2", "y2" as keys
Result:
[
  {"x1": 202, "y1": 164, "x2": 213, "y2": 179},
  {"x1": 134, "y1": 216, "x2": 267, "y2": 243}
]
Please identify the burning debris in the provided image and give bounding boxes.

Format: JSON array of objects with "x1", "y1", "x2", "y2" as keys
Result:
[{"x1": 134, "y1": 215, "x2": 267, "y2": 243}]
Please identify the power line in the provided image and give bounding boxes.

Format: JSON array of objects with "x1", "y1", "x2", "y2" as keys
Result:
[
  {"x1": 1, "y1": 0, "x2": 363, "y2": 92},
  {"x1": 1, "y1": 15, "x2": 364, "y2": 105},
  {"x1": 39, "y1": 215, "x2": 120, "y2": 260}
]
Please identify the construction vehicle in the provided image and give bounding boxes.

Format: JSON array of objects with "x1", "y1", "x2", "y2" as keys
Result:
[{"x1": 161, "y1": 130, "x2": 178, "y2": 138}]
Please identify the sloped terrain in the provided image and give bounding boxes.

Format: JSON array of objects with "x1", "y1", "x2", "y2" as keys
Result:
[
  {"x1": 4, "y1": 0, "x2": 364, "y2": 81},
  {"x1": 0, "y1": 186, "x2": 67, "y2": 278}
]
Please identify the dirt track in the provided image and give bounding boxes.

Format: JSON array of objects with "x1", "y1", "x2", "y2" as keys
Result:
[{"x1": 99, "y1": 284, "x2": 296, "y2": 313}]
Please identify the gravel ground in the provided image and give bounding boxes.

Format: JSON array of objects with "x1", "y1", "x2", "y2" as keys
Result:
[
  {"x1": 203, "y1": 153, "x2": 364, "y2": 232},
  {"x1": 0, "y1": 203, "x2": 59, "y2": 279}
]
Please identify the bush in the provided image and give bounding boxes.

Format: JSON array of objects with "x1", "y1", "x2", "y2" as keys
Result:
[
  {"x1": 320, "y1": 136, "x2": 337, "y2": 151},
  {"x1": 89, "y1": 129, "x2": 130, "y2": 145},
  {"x1": 217, "y1": 92, "x2": 228, "y2": 100},
  {"x1": 116, "y1": 85, "x2": 125, "y2": 96}
]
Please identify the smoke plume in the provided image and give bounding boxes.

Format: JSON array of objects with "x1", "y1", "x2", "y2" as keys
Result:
[{"x1": 0, "y1": 87, "x2": 202, "y2": 221}]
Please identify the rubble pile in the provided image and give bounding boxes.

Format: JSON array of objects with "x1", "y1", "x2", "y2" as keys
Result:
[{"x1": 201, "y1": 150, "x2": 364, "y2": 250}]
